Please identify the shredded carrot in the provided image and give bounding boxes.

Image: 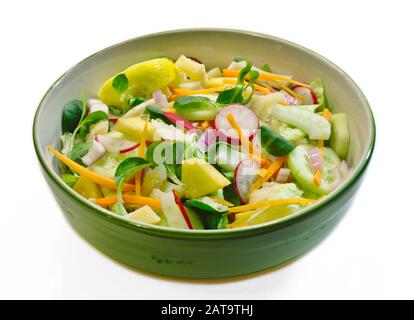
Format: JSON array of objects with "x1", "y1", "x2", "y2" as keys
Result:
[
  {"x1": 228, "y1": 198, "x2": 316, "y2": 213},
  {"x1": 168, "y1": 94, "x2": 180, "y2": 101},
  {"x1": 322, "y1": 108, "x2": 332, "y2": 120},
  {"x1": 278, "y1": 101, "x2": 289, "y2": 106},
  {"x1": 222, "y1": 69, "x2": 305, "y2": 102},
  {"x1": 248, "y1": 153, "x2": 272, "y2": 168},
  {"x1": 222, "y1": 69, "x2": 310, "y2": 88},
  {"x1": 171, "y1": 86, "x2": 226, "y2": 96},
  {"x1": 135, "y1": 119, "x2": 149, "y2": 195},
  {"x1": 313, "y1": 110, "x2": 331, "y2": 185},
  {"x1": 95, "y1": 194, "x2": 161, "y2": 209},
  {"x1": 249, "y1": 157, "x2": 287, "y2": 194},
  {"x1": 221, "y1": 78, "x2": 270, "y2": 95},
  {"x1": 48, "y1": 146, "x2": 134, "y2": 191},
  {"x1": 225, "y1": 113, "x2": 254, "y2": 154},
  {"x1": 212, "y1": 197, "x2": 235, "y2": 207}
]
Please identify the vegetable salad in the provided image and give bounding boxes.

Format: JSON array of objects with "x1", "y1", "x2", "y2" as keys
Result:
[{"x1": 49, "y1": 55, "x2": 351, "y2": 230}]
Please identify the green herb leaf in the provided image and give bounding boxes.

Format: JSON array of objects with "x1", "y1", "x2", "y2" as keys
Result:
[
  {"x1": 70, "y1": 141, "x2": 92, "y2": 163},
  {"x1": 174, "y1": 96, "x2": 218, "y2": 121},
  {"x1": 112, "y1": 73, "x2": 129, "y2": 94},
  {"x1": 77, "y1": 111, "x2": 109, "y2": 138},
  {"x1": 108, "y1": 104, "x2": 123, "y2": 116},
  {"x1": 62, "y1": 99, "x2": 84, "y2": 133},
  {"x1": 145, "y1": 105, "x2": 171, "y2": 123},
  {"x1": 249, "y1": 70, "x2": 260, "y2": 82},
  {"x1": 114, "y1": 157, "x2": 151, "y2": 214},
  {"x1": 129, "y1": 97, "x2": 146, "y2": 107},
  {"x1": 216, "y1": 57, "x2": 256, "y2": 105},
  {"x1": 261, "y1": 64, "x2": 271, "y2": 72},
  {"x1": 61, "y1": 173, "x2": 79, "y2": 187}
]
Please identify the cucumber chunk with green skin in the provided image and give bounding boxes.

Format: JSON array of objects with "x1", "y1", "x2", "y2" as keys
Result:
[
  {"x1": 185, "y1": 197, "x2": 228, "y2": 214},
  {"x1": 272, "y1": 105, "x2": 331, "y2": 140},
  {"x1": 287, "y1": 145, "x2": 341, "y2": 195},
  {"x1": 174, "y1": 96, "x2": 218, "y2": 121},
  {"x1": 260, "y1": 125, "x2": 295, "y2": 156},
  {"x1": 184, "y1": 207, "x2": 205, "y2": 230},
  {"x1": 329, "y1": 113, "x2": 350, "y2": 159}
]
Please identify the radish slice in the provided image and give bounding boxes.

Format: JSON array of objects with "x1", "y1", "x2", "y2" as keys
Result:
[
  {"x1": 292, "y1": 86, "x2": 318, "y2": 105},
  {"x1": 197, "y1": 129, "x2": 217, "y2": 152},
  {"x1": 109, "y1": 117, "x2": 118, "y2": 123},
  {"x1": 88, "y1": 99, "x2": 109, "y2": 115},
  {"x1": 234, "y1": 158, "x2": 261, "y2": 203},
  {"x1": 214, "y1": 105, "x2": 259, "y2": 143},
  {"x1": 152, "y1": 90, "x2": 169, "y2": 109},
  {"x1": 81, "y1": 140, "x2": 105, "y2": 166},
  {"x1": 96, "y1": 134, "x2": 139, "y2": 153},
  {"x1": 172, "y1": 190, "x2": 193, "y2": 229},
  {"x1": 163, "y1": 112, "x2": 196, "y2": 131}
]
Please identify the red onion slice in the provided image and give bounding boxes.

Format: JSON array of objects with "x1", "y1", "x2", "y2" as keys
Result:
[
  {"x1": 197, "y1": 128, "x2": 217, "y2": 152},
  {"x1": 152, "y1": 90, "x2": 169, "y2": 109},
  {"x1": 307, "y1": 147, "x2": 323, "y2": 171}
]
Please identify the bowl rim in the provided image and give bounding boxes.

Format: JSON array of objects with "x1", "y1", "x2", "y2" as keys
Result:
[{"x1": 33, "y1": 28, "x2": 376, "y2": 239}]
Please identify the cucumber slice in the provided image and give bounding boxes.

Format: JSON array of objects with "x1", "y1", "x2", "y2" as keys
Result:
[
  {"x1": 287, "y1": 145, "x2": 341, "y2": 195},
  {"x1": 184, "y1": 207, "x2": 205, "y2": 230},
  {"x1": 260, "y1": 125, "x2": 295, "y2": 156},
  {"x1": 272, "y1": 105, "x2": 331, "y2": 140},
  {"x1": 185, "y1": 197, "x2": 228, "y2": 214},
  {"x1": 329, "y1": 113, "x2": 350, "y2": 159}
]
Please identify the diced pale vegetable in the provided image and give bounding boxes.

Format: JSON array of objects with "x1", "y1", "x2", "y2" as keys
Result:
[
  {"x1": 127, "y1": 205, "x2": 161, "y2": 224},
  {"x1": 161, "y1": 191, "x2": 189, "y2": 229}
]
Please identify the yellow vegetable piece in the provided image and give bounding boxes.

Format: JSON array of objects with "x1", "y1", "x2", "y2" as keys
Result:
[
  {"x1": 112, "y1": 117, "x2": 155, "y2": 142},
  {"x1": 181, "y1": 158, "x2": 231, "y2": 199},
  {"x1": 127, "y1": 205, "x2": 161, "y2": 224},
  {"x1": 228, "y1": 198, "x2": 316, "y2": 214},
  {"x1": 98, "y1": 58, "x2": 177, "y2": 107},
  {"x1": 73, "y1": 175, "x2": 103, "y2": 199}
]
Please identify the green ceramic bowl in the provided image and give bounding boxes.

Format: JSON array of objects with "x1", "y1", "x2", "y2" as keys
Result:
[{"x1": 33, "y1": 29, "x2": 375, "y2": 279}]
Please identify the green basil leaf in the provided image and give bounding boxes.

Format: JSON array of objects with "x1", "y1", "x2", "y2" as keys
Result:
[
  {"x1": 233, "y1": 56, "x2": 245, "y2": 63},
  {"x1": 61, "y1": 173, "x2": 79, "y2": 188},
  {"x1": 260, "y1": 125, "x2": 295, "y2": 156},
  {"x1": 112, "y1": 73, "x2": 129, "y2": 94},
  {"x1": 108, "y1": 104, "x2": 123, "y2": 116},
  {"x1": 77, "y1": 111, "x2": 109, "y2": 137},
  {"x1": 174, "y1": 96, "x2": 218, "y2": 121},
  {"x1": 145, "y1": 105, "x2": 171, "y2": 124},
  {"x1": 114, "y1": 157, "x2": 151, "y2": 207},
  {"x1": 129, "y1": 97, "x2": 146, "y2": 107},
  {"x1": 261, "y1": 64, "x2": 271, "y2": 72},
  {"x1": 249, "y1": 70, "x2": 260, "y2": 83},
  {"x1": 62, "y1": 99, "x2": 84, "y2": 133},
  {"x1": 70, "y1": 141, "x2": 92, "y2": 163}
]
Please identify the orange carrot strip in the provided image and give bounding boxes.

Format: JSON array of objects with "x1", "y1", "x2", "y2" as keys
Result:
[
  {"x1": 222, "y1": 69, "x2": 310, "y2": 88},
  {"x1": 48, "y1": 146, "x2": 134, "y2": 191},
  {"x1": 221, "y1": 78, "x2": 270, "y2": 94},
  {"x1": 171, "y1": 86, "x2": 226, "y2": 96},
  {"x1": 95, "y1": 195, "x2": 161, "y2": 209},
  {"x1": 249, "y1": 156, "x2": 287, "y2": 193},
  {"x1": 225, "y1": 113, "x2": 254, "y2": 154}
]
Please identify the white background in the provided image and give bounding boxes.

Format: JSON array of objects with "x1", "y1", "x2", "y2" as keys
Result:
[{"x1": 1, "y1": 0, "x2": 413, "y2": 300}]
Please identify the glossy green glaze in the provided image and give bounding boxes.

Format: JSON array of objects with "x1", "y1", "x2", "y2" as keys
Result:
[{"x1": 33, "y1": 29, "x2": 375, "y2": 278}]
